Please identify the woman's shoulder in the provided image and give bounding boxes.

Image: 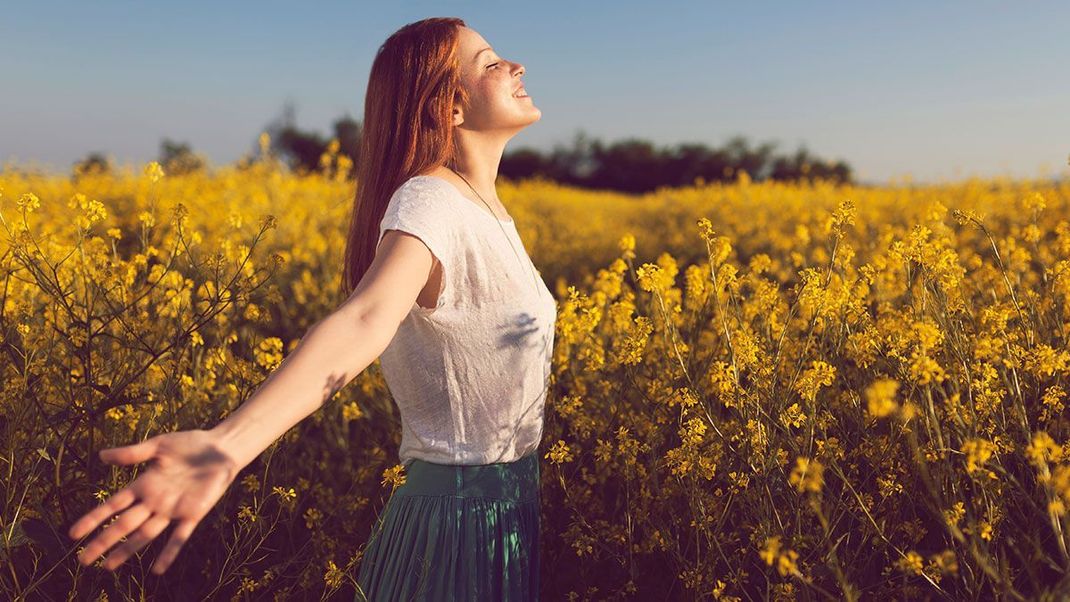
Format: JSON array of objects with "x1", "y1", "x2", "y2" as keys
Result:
[
  {"x1": 387, "y1": 175, "x2": 451, "y2": 213},
  {"x1": 380, "y1": 175, "x2": 467, "y2": 251},
  {"x1": 397, "y1": 173, "x2": 453, "y2": 195},
  {"x1": 391, "y1": 175, "x2": 456, "y2": 211}
]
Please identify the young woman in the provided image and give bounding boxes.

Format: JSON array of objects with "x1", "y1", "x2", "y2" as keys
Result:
[{"x1": 67, "y1": 17, "x2": 554, "y2": 601}]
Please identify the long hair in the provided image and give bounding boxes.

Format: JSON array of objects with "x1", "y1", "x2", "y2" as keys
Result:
[{"x1": 341, "y1": 17, "x2": 469, "y2": 299}]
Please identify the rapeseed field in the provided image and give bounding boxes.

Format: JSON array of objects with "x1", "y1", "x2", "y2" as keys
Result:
[{"x1": 3, "y1": 141, "x2": 1069, "y2": 599}]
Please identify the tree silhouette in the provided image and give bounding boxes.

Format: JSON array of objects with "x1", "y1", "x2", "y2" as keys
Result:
[
  {"x1": 72, "y1": 152, "x2": 112, "y2": 177},
  {"x1": 262, "y1": 101, "x2": 330, "y2": 174},
  {"x1": 500, "y1": 130, "x2": 853, "y2": 189},
  {"x1": 158, "y1": 138, "x2": 206, "y2": 175},
  {"x1": 499, "y1": 148, "x2": 547, "y2": 181},
  {"x1": 332, "y1": 114, "x2": 362, "y2": 163},
  {"x1": 588, "y1": 138, "x2": 666, "y2": 193}
]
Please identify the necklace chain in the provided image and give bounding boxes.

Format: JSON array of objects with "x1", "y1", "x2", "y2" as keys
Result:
[{"x1": 446, "y1": 167, "x2": 542, "y2": 295}]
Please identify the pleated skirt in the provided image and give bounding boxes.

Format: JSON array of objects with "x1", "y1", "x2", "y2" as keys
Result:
[{"x1": 354, "y1": 449, "x2": 541, "y2": 602}]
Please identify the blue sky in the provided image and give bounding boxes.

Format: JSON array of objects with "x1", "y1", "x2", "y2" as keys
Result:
[{"x1": 2, "y1": 1, "x2": 1067, "y2": 185}]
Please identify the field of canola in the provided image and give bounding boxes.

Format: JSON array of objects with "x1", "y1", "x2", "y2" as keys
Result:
[{"x1": 2, "y1": 147, "x2": 1070, "y2": 600}]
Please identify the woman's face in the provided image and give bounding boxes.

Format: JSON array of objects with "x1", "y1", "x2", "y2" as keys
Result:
[{"x1": 454, "y1": 26, "x2": 540, "y2": 133}]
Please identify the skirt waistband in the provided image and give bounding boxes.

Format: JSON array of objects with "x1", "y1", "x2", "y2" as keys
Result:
[{"x1": 394, "y1": 450, "x2": 540, "y2": 503}]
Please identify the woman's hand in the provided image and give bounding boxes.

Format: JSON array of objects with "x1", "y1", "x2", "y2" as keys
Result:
[{"x1": 68, "y1": 429, "x2": 245, "y2": 574}]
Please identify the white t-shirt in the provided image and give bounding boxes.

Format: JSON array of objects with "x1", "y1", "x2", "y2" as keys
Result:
[{"x1": 375, "y1": 174, "x2": 557, "y2": 467}]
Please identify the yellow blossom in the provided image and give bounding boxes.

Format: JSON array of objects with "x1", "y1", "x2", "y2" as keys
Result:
[
  {"x1": 865, "y1": 377, "x2": 900, "y2": 419},
  {"x1": 680, "y1": 417, "x2": 708, "y2": 447},
  {"x1": 272, "y1": 486, "x2": 297, "y2": 510},
  {"x1": 303, "y1": 506, "x2": 323, "y2": 529},
  {"x1": 636, "y1": 262, "x2": 673, "y2": 294},
  {"x1": 789, "y1": 456, "x2": 824, "y2": 493},
  {"x1": 830, "y1": 198, "x2": 856, "y2": 236},
  {"x1": 794, "y1": 360, "x2": 836, "y2": 402},
  {"x1": 17, "y1": 193, "x2": 41, "y2": 213},
  {"x1": 777, "y1": 549, "x2": 799, "y2": 577},
  {"x1": 943, "y1": 501, "x2": 965, "y2": 528},
  {"x1": 619, "y1": 233, "x2": 636, "y2": 258},
  {"x1": 961, "y1": 438, "x2": 997, "y2": 475},
  {"x1": 1026, "y1": 431, "x2": 1063, "y2": 467},
  {"x1": 758, "y1": 535, "x2": 800, "y2": 577},
  {"x1": 545, "y1": 439, "x2": 575, "y2": 464},
  {"x1": 780, "y1": 403, "x2": 806, "y2": 429},
  {"x1": 342, "y1": 401, "x2": 364, "y2": 421},
  {"x1": 1024, "y1": 344, "x2": 1070, "y2": 377},
  {"x1": 381, "y1": 464, "x2": 407, "y2": 489},
  {"x1": 143, "y1": 161, "x2": 165, "y2": 183},
  {"x1": 237, "y1": 505, "x2": 257, "y2": 523},
  {"x1": 697, "y1": 218, "x2": 716, "y2": 244},
  {"x1": 896, "y1": 551, "x2": 924, "y2": 575},
  {"x1": 759, "y1": 536, "x2": 781, "y2": 566},
  {"x1": 254, "y1": 337, "x2": 284, "y2": 371},
  {"x1": 1022, "y1": 191, "x2": 1046, "y2": 213},
  {"x1": 324, "y1": 559, "x2": 344, "y2": 589}
]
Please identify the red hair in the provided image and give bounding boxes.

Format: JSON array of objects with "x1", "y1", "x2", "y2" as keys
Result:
[{"x1": 341, "y1": 17, "x2": 469, "y2": 298}]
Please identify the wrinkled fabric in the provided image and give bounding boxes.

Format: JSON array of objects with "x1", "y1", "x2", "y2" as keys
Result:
[
  {"x1": 375, "y1": 174, "x2": 557, "y2": 468},
  {"x1": 355, "y1": 450, "x2": 541, "y2": 601}
]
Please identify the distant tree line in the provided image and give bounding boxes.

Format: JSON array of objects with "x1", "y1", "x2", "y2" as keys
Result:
[
  {"x1": 72, "y1": 139, "x2": 208, "y2": 178},
  {"x1": 499, "y1": 132, "x2": 853, "y2": 190},
  {"x1": 73, "y1": 101, "x2": 854, "y2": 188}
]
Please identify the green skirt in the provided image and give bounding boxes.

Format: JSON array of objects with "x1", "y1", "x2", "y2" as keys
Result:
[{"x1": 355, "y1": 449, "x2": 541, "y2": 601}]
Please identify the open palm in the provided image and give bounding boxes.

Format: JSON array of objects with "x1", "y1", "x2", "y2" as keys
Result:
[{"x1": 68, "y1": 429, "x2": 243, "y2": 574}]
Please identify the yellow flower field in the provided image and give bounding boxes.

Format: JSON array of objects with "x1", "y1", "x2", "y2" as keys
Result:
[{"x1": 2, "y1": 144, "x2": 1069, "y2": 600}]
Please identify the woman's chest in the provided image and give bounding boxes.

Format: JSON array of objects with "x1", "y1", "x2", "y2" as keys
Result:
[{"x1": 456, "y1": 229, "x2": 547, "y2": 307}]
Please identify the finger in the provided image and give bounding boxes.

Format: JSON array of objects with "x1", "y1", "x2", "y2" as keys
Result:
[
  {"x1": 102, "y1": 513, "x2": 170, "y2": 571},
  {"x1": 69, "y1": 487, "x2": 139, "y2": 540},
  {"x1": 99, "y1": 437, "x2": 159, "y2": 466},
  {"x1": 151, "y1": 518, "x2": 198, "y2": 575},
  {"x1": 78, "y1": 503, "x2": 152, "y2": 567}
]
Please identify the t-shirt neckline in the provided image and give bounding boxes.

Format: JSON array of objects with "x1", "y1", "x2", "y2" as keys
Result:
[{"x1": 414, "y1": 175, "x2": 516, "y2": 225}]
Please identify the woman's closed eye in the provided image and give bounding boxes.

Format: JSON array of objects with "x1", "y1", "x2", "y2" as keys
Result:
[{"x1": 487, "y1": 62, "x2": 500, "y2": 69}]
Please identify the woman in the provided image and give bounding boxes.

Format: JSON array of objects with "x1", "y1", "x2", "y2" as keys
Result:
[{"x1": 67, "y1": 17, "x2": 554, "y2": 601}]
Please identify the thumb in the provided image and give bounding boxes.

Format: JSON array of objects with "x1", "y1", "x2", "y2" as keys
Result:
[{"x1": 99, "y1": 437, "x2": 159, "y2": 466}]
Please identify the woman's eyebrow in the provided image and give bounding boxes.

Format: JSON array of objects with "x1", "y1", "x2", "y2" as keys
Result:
[{"x1": 474, "y1": 47, "x2": 493, "y2": 63}]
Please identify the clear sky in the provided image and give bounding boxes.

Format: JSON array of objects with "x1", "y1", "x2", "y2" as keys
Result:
[{"x1": 3, "y1": 1, "x2": 1068, "y2": 185}]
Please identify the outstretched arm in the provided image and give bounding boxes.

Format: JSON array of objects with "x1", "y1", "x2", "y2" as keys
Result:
[
  {"x1": 210, "y1": 304, "x2": 396, "y2": 468},
  {"x1": 210, "y1": 226, "x2": 437, "y2": 468},
  {"x1": 68, "y1": 227, "x2": 437, "y2": 574}
]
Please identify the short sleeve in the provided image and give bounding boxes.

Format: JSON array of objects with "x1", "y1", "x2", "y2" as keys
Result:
[{"x1": 377, "y1": 177, "x2": 457, "y2": 312}]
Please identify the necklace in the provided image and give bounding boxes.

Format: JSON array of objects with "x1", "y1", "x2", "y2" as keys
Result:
[{"x1": 446, "y1": 167, "x2": 542, "y2": 295}]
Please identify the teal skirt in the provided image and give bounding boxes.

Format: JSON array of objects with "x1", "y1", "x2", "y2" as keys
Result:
[{"x1": 355, "y1": 450, "x2": 541, "y2": 601}]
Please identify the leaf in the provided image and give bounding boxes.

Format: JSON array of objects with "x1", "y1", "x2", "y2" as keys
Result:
[{"x1": 0, "y1": 518, "x2": 31, "y2": 560}]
